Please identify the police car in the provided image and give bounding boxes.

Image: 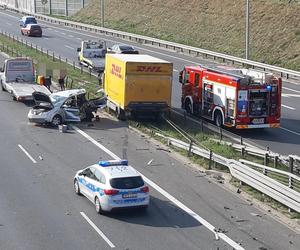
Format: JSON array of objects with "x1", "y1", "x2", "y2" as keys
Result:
[{"x1": 74, "y1": 160, "x2": 150, "y2": 214}]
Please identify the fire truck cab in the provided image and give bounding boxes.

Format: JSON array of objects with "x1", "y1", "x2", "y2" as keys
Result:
[{"x1": 179, "y1": 65, "x2": 282, "y2": 129}]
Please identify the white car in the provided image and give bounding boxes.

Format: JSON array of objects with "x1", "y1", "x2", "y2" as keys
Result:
[
  {"x1": 28, "y1": 89, "x2": 106, "y2": 126},
  {"x1": 74, "y1": 160, "x2": 150, "y2": 214}
]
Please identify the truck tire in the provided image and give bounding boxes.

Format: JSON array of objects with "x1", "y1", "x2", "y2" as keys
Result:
[
  {"x1": 117, "y1": 108, "x2": 126, "y2": 121},
  {"x1": 214, "y1": 111, "x2": 223, "y2": 127},
  {"x1": 184, "y1": 99, "x2": 192, "y2": 114}
]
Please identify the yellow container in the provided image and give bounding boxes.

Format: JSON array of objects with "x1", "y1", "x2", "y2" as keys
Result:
[
  {"x1": 104, "y1": 54, "x2": 173, "y2": 114},
  {"x1": 37, "y1": 75, "x2": 45, "y2": 85}
]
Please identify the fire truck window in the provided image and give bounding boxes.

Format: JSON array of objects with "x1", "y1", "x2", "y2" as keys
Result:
[{"x1": 194, "y1": 73, "x2": 199, "y2": 87}]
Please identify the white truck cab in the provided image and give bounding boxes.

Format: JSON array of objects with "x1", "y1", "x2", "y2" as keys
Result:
[{"x1": 0, "y1": 57, "x2": 51, "y2": 101}]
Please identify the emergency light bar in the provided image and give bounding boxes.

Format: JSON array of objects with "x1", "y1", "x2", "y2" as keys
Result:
[{"x1": 99, "y1": 159, "x2": 128, "y2": 167}]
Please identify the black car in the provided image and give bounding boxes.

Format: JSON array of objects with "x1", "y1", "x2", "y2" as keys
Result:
[{"x1": 107, "y1": 44, "x2": 139, "y2": 54}]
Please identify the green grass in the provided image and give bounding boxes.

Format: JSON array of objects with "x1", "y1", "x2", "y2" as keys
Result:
[{"x1": 0, "y1": 34, "x2": 100, "y2": 99}]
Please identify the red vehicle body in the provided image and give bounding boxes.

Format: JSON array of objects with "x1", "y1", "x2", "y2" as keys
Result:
[
  {"x1": 21, "y1": 24, "x2": 42, "y2": 37},
  {"x1": 179, "y1": 65, "x2": 282, "y2": 129}
]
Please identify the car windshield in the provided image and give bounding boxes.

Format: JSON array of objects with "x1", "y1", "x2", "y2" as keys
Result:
[
  {"x1": 50, "y1": 94, "x2": 66, "y2": 106},
  {"x1": 110, "y1": 176, "x2": 144, "y2": 189}
]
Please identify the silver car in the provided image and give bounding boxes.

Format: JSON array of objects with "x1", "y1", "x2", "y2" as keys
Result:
[{"x1": 28, "y1": 89, "x2": 106, "y2": 126}]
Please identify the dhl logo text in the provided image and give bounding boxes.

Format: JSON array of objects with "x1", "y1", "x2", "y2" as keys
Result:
[
  {"x1": 111, "y1": 64, "x2": 122, "y2": 78},
  {"x1": 136, "y1": 66, "x2": 162, "y2": 72}
]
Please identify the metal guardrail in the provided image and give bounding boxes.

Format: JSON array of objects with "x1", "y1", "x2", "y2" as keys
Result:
[
  {"x1": 1, "y1": 5, "x2": 300, "y2": 80},
  {"x1": 154, "y1": 132, "x2": 300, "y2": 213}
]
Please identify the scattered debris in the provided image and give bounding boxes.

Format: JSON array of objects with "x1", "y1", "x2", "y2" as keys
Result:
[
  {"x1": 147, "y1": 159, "x2": 154, "y2": 166},
  {"x1": 65, "y1": 211, "x2": 72, "y2": 216},
  {"x1": 156, "y1": 147, "x2": 171, "y2": 152},
  {"x1": 250, "y1": 212, "x2": 262, "y2": 217},
  {"x1": 237, "y1": 188, "x2": 241, "y2": 194},
  {"x1": 38, "y1": 155, "x2": 43, "y2": 160},
  {"x1": 289, "y1": 241, "x2": 293, "y2": 245},
  {"x1": 223, "y1": 206, "x2": 232, "y2": 210},
  {"x1": 236, "y1": 219, "x2": 248, "y2": 223},
  {"x1": 259, "y1": 247, "x2": 268, "y2": 250},
  {"x1": 58, "y1": 124, "x2": 68, "y2": 133},
  {"x1": 252, "y1": 237, "x2": 257, "y2": 241},
  {"x1": 136, "y1": 148, "x2": 149, "y2": 151},
  {"x1": 214, "y1": 228, "x2": 228, "y2": 233}
]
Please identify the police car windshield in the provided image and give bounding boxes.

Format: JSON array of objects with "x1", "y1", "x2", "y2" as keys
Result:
[{"x1": 110, "y1": 176, "x2": 144, "y2": 189}]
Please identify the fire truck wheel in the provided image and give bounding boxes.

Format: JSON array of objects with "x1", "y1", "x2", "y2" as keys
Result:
[
  {"x1": 185, "y1": 99, "x2": 192, "y2": 114},
  {"x1": 214, "y1": 111, "x2": 223, "y2": 127}
]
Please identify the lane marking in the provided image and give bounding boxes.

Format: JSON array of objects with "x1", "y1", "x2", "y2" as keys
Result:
[
  {"x1": 65, "y1": 45, "x2": 75, "y2": 50},
  {"x1": 18, "y1": 144, "x2": 37, "y2": 164},
  {"x1": 280, "y1": 127, "x2": 300, "y2": 136},
  {"x1": 73, "y1": 126, "x2": 244, "y2": 250},
  {"x1": 281, "y1": 104, "x2": 295, "y2": 110},
  {"x1": 80, "y1": 212, "x2": 115, "y2": 248},
  {"x1": 282, "y1": 87, "x2": 300, "y2": 94},
  {"x1": 173, "y1": 69, "x2": 178, "y2": 72},
  {"x1": 282, "y1": 93, "x2": 300, "y2": 98}
]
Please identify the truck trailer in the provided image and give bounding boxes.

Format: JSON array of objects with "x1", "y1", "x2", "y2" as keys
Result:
[{"x1": 104, "y1": 54, "x2": 173, "y2": 120}]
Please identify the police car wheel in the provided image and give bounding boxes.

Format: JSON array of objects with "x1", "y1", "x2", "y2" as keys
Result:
[
  {"x1": 74, "y1": 179, "x2": 81, "y2": 195},
  {"x1": 95, "y1": 197, "x2": 104, "y2": 214}
]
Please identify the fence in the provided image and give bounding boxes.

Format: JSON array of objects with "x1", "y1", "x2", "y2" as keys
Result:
[{"x1": 154, "y1": 131, "x2": 300, "y2": 213}]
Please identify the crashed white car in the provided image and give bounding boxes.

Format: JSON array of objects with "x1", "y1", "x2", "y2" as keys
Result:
[{"x1": 28, "y1": 89, "x2": 106, "y2": 126}]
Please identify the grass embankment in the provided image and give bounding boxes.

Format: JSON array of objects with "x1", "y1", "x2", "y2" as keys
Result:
[
  {"x1": 0, "y1": 33, "x2": 298, "y2": 218},
  {"x1": 69, "y1": 0, "x2": 300, "y2": 71},
  {"x1": 0, "y1": 34, "x2": 100, "y2": 98}
]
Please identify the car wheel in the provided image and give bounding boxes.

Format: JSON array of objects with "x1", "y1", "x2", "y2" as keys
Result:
[
  {"x1": 74, "y1": 179, "x2": 81, "y2": 195},
  {"x1": 51, "y1": 115, "x2": 62, "y2": 126},
  {"x1": 95, "y1": 197, "x2": 104, "y2": 214}
]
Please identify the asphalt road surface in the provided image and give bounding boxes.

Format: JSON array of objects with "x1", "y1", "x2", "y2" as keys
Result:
[{"x1": 0, "y1": 51, "x2": 299, "y2": 249}]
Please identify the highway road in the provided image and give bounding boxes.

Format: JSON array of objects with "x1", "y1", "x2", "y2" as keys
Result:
[
  {"x1": 0, "y1": 51, "x2": 300, "y2": 249},
  {"x1": 0, "y1": 9, "x2": 299, "y2": 156}
]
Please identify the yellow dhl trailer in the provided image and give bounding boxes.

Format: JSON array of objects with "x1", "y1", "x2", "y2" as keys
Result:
[{"x1": 104, "y1": 54, "x2": 173, "y2": 120}]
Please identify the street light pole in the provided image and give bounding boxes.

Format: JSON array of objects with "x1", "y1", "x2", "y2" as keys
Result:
[
  {"x1": 101, "y1": 0, "x2": 104, "y2": 27},
  {"x1": 245, "y1": 0, "x2": 250, "y2": 60}
]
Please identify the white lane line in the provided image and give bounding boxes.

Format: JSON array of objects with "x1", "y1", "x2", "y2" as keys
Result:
[
  {"x1": 80, "y1": 212, "x2": 115, "y2": 248},
  {"x1": 18, "y1": 144, "x2": 37, "y2": 164},
  {"x1": 280, "y1": 127, "x2": 300, "y2": 136},
  {"x1": 73, "y1": 126, "x2": 244, "y2": 250},
  {"x1": 282, "y1": 87, "x2": 300, "y2": 94},
  {"x1": 281, "y1": 104, "x2": 295, "y2": 110},
  {"x1": 65, "y1": 45, "x2": 75, "y2": 50},
  {"x1": 282, "y1": 93, "x2": 300, "y2": 98}
]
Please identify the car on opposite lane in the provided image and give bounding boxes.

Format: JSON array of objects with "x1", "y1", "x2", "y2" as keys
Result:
[
  {"x1": 107, "y1": 44, "x2": 139, "y2": 54},
  {"x1": 21, "y1": 24, "x2": 42, "y2": 37},
  {"x1": 74, "y1": 160, "x2": 150, "y2": 214},
  {"x1": 19, "y1": 16, "x2": 37, "y2": 27}
]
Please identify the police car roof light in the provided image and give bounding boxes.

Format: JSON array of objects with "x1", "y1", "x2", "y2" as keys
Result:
[{"x1": 99, "y1": 159, "x2": 128, "y2": 167}]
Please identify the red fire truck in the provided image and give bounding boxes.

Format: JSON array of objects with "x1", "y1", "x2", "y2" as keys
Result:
[{"x1": 179, "y1": 65, "x2": 282, "y2": 129}]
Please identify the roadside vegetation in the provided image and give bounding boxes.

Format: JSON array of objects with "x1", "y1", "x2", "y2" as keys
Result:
[
  {"x1": 0, "y1": 32, "x2": 298, "y2": 219},
  {"x1": 68, "y1": 0, "x2": 300, "y2": 71}
]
